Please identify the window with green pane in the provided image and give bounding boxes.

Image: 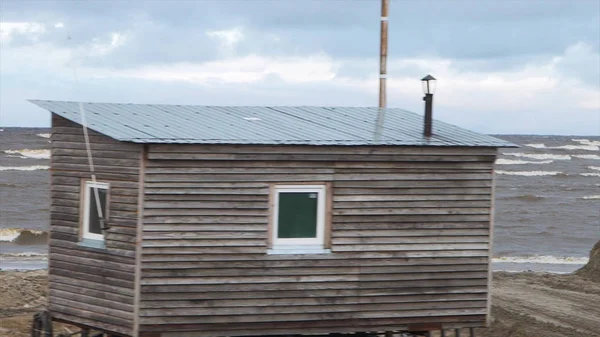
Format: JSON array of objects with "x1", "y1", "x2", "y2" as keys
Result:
[
  {"x1": 272, "y1": 185, "x2": 326, "y2": 250},
  {"x1": 277, "y1": 192, "x2": 319, "y2": 238}
]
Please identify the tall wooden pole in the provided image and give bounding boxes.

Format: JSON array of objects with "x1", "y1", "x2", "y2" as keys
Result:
[{"x1": 379, "y1": 0, "x2": 389, "y2": 108}]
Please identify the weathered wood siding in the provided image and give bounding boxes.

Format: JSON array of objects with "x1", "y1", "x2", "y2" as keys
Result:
[
  {"x1": 140, "y1": 144, "x2": 497, "y2": 336},
  {"x1": 49, "y1": 114, "x2": 142, "y2": 336}
]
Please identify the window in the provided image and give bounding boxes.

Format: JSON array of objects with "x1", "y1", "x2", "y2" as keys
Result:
[
  {"x1": 82, "y1": 181, "x2": 109, "y2": 241},
  {"x1": 270, "y1": 184, "x2": 329, "y2": 254}
]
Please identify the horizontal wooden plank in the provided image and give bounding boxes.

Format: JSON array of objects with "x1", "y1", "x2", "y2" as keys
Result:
[
  {"x1": 335, "y1": 180, "x2": 492, "y2": 188},
  {"x1": 333, "y1": 214, "x2": 491, "y2": 223},
  {"x1": 335, "y1": 187, "x2": 491, "y2": 195},
  {"x1": 143, "y1": 216, "x2": 267, "y2": 224},
  {"x1": 142, "y1": 264, "x2": 487, "y2": 278},
  {"x1": 333, "y1": 229, "x2": 490, "y2": 237},
  {"x1": 333, "y1": 222, "x2": 490, "y2": 230},
  {"x1": 141, "y1": 315, "x2": 486, "y2": 334},
  {"x1": 142, "y1": 239, "x2": 266, "y2": 248},
  {"x1": 52, "y1": 162, "x2": 139, "y2": 175},
  {"x1": 49, "y1": 238, "x2": 136, "y2": 258},
  {"x1": 141, "y1": 293, "x2": 488, "y2": 310},
  {"x1": 139, "y1": 308, "x2": 487, "y2": 324},
  {"x1": 51, "y1": 282, "x2": 133, "y2": 305},
  {"x1": 50, "y1": 310, "x2": 131, "y2": 336},
  {"x1": 141, "y1": 285, "x2": 488, "y2": 301},
  {"x1": 333, "y1": 207, "x2": 490, "y2": 216},
  {"x1": 51, "y1": 252, "x2": 135, "y2": 273},
  {"x1": 145, "y1": 173, "x2": 334, "y2": 182},
  {"x1": 141, "y1": 257, "x2": 489, "y2": 270},
  {"x1": 334, "y1": 200, "x2": 491, "y2": 209},
  {"x1": 51, "y1": 140, "x2": 141, "y2": 152},
  {"x1": 53, "y1": 148, "x2": 140, "y2": 160},
  {"x1": 333, "y1": 244, "x2": 489, "y2": 252},
  {"x1": 332, "y1": 236, "x2": 489, "y2": 245},
  {"x1": 50, "y1": 300, "x2": 133, "y2": 330},
  {"x1": 143, "y1": 208, "x2": 267, "y2": 216},
  {"x1": 143, "y1": 224, "x2": 267, "y2": 232},
  {"x1": 50, "y1": 288, "x2": 135, "y2": 313},
  {"x1": 140, "y1": 300, "x2": 486, "y2": 317},
  {"x1": 49, "y1": 274, "x2": 134, "y2": 297},
  {"x1": 141, "y1": 271, "x2": 488, "y2": 285},
  {"x1": 141, "y1": 250, "x2": 489, "y2": 262},
  {"x1": 51, "y1": 260, "x2": 135, "y2": 282},
  {"x1": 334, "y1": 194, "x2": 491, "y2": 201},
  {"x1": 145, "y1": 194, "x2": 268, "y2": 201},
  {"x1": 144, "y1": 201, "x2": 268, "y2": 209}
]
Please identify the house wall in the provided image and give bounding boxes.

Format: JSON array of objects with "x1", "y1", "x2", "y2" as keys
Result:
[
  {"x1": 49, "y1": 115, "x2": 142, "y2": 336},
  {"x1": 139, "y1": 144, "x2": 497, "y2": 336}
]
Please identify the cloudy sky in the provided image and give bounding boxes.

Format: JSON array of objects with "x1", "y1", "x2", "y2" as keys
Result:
[{"x1": 1, "y1": 0, "x2": 599, "y2": 135}]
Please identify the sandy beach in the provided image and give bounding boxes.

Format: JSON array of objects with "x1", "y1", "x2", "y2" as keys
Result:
[{"x1": 2, "y1": 241, "x2": 599, "y2": 337}]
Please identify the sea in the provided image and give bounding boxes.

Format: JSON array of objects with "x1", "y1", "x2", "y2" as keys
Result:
[{"x1": 1, "y1": 129, "x2": 599, "y2": 273}]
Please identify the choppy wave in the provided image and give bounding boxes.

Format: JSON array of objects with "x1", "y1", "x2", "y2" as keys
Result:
[
  {"x1": 496, "y1": 158, "x2": 553, "y2": 165},
  {"x1": 581, "y1": 172, "x2": 600, "y2": 177},
  {"x1": 573, "y1": 139, "x2": 600, "y2": 147},
  {"x1": 36, "y1": 133, "x2": 51, "y2": 139},
  {"x1": 0, "y1": 165, "x2": 49, "y2": 171},
  {"x1": 504, "y1": 194, "x2": 547, "y2": 201},
  {"x1": 524, "y1": 143, "x2": 546, "y2": 149},
  {"x1": 0, "y1": 228, "x2": 48, "y2": 244},
  {"x1": 496, "y1": 170, "x2": 562, "y2": 176},
  {"x1": 523, "y1": 143, "x2": 599, "y2": 151},
  {"x1": 493, "y1": 256, "x2": 588, "y2": 265},
  {"x1": 554, "y1": 144, "x2": 599, "y2": 151},
  {"x1": 3, "y1": 149, "x2": 50, "y2": 160},
  {"x1": 580, "y1": 195, "x2": 600, "y2": 200},
  {"x1": 573, "y1": 154, "x2": 600, "y2": 160},
  {"x1": 0, "y1": 252, "x2": 48, "y2": 258},
  {"x1": 588, "y1": 166, "x2": 600, "y2": 171},
  {"x1": 504, "y1": 153, "x2": 571, "y2": 161}
]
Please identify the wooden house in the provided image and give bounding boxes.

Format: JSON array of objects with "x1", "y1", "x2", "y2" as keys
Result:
[{"x1": 31, "y1": 100, "x2": 515, "y2": 337}]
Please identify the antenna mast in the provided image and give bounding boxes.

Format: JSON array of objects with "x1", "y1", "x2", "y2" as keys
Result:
[{"x1": 379, "y1": 0, "x2": 389, "y2": 108}]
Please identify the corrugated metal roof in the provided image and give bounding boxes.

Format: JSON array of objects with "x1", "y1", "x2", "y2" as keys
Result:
[{"x1": 30, "y1": 100, "x2": 516, "y2": 147}]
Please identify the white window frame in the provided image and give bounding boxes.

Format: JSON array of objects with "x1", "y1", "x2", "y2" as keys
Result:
[
  {"x1": 82, "y1": 181, "x2": 109, "y2": 241},
  {"x1": 271, "y1": 184, "x2": 327, "y2": 253}
]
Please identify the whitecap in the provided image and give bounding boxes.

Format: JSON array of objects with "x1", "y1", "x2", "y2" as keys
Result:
[
  {"x1": 503, "y1": 153, "x2": 571, "y2": 160},
  {"x1": 495, "y1": 170, "x2": 562, "y2": 176},
  {"x1": 0, "y1": 228, "x2": 46, "y2": 242},
  {"x1": 0, "y1": 228, "x2": 22, "y2": 242},
  {"x1": 496, "y1": 159, "x2": 553, "y2": 165},
  {"x1": 3, "y1": 149, "x2": 50, "y2": 159},
  {"x1": 573, "y1": 154, "x2": 600, "y2": 160},
  {"x1": 581, "y1": 195, "x2": 600, "y2": 200},
  {"x1": 572, "y1": 139, "x2": 600, "y2": 147},
  {"x1": 0, "y1": 165, "x2": 50, "y2": 171},
  {"x1": 589, "y1": 166, "x2": 600, "y2": 171},
  {"x1": 36, "y1": 133, "x2": 51, "y2": 139},
  {"x1": 581, "y1": 172, "x2": 600, "y2": 177},
  {"x1": 552, "y1": 144, "x2": 599, "y2": 151},
  {"x1": 0, "y1": 252, "x2": 48, "y2": 258},
  {"x1": 492, "y1": 256, "x2": 589, "y2": 265},
  {"x1": 524, "y1": 143, "x2": 546, "y2": 149}
]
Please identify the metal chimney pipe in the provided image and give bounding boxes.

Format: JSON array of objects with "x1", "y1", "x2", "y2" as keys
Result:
[
  {"x1": 378, "y1": 0, "x2": 389, "y2": 108},
  {"x1": 424, "y1": 93, "x2": 433, "y2": 137},
  {"x1": 421, "y1": 74, "x2": 436, "y2": 137}
]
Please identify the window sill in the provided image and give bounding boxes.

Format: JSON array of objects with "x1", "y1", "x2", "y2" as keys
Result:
[
  {"x1": 78, "y1": 238, "x2": 106, "y2": 250},
  {"x1": 267, "y1": 248, "x2": 331, "y2": 255}
]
